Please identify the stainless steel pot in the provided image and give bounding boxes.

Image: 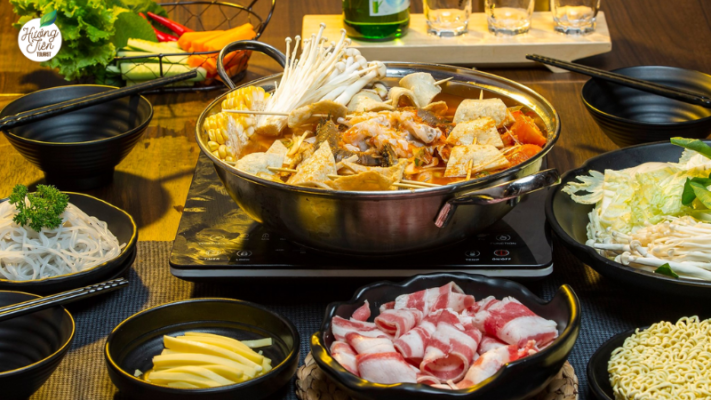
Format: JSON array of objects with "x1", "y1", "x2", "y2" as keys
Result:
[{"x1": 196, "y1": 41, "x2": 561, "y2": 255}]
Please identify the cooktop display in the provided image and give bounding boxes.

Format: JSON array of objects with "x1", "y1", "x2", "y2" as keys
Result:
[{"x1": 170, "y1": 153, "x2": 553, "y2": 279}]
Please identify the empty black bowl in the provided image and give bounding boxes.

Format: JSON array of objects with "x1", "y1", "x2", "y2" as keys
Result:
[
  {"x1": 582, "y1": 66, "x2": 711, "y2": 147},
  {"x1": 312, "y1": 272, "x2": 580, "y2": 400},
  {"x1": 546, "y1": 140, "x2": 711, "y2": 297},
  {"x1": 0, "y1": 290, "x2": 75, "y2": 400},
  {"x1": 0, "y1": 85, "x2": 153, "y2": 190},
  {"x1": 0, "y1": 192, "x2": 138, "y2": 295},
  {"x1": 105, "y1": 298, "x2": 300, "y2": 400}
]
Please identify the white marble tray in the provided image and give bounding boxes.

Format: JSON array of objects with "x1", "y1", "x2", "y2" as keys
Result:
[{"x1": 302, "y1": 12, "x2": 611, "y2": 72}]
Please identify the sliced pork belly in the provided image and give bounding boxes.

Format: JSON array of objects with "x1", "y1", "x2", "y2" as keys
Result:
[
  {"x1": 330, "y1": 341, "x2": 359, "y2": 376},
  {"x1": 346, "y1": 332, "x2": 396, "y2": 355},
  {"x1": 375, "y1": 309, "x2": 423, "y2": 339},
  {"x1": 351, "y1": 300, "x2": 371, "y2": 322},
  {"x1": 481, "y1": 297, "x2": 558, "y2": 347},
  {"x1": 356, "y1": 352, "x2": 418, "y2": 384},
  {"x1": 455, "y1": 344, "x2": 522, "y2": 389},
  {"x1": 332, "y1": 316, "x2": 390, "y2": 341},
  {"x1": 393, "y1": 282, "x2": 475, "y2": 315},
  {"x1": 393, "y1": 310, "x2": 440, "y2": 363},
  {"x1": 379, "y1": 301, "x2": 395, "y2": 313},
  {"x1": 420, "y1": 310, "x2": 482, "y2": 382},
  {"x1": 478, "y1": 335, "x2": 507, "y2": 355},
  {"x1": 417, "y1": 373, "x2": 441, "y2": 386}
]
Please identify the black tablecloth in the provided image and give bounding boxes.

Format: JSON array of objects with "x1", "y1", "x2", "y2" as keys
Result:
[{"x1": 30, "y1": 241, "x2": 711, "y2": 400}]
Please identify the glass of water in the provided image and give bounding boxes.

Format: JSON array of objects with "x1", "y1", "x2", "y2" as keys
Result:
[
  {"x1": 550, "y1": 0, "x2": 600, "y2": 34},
  {"x1": 424, "y1": 0, "x2": 472, "y2": 36},
  {"x1": 485, "y1": 0, "x2": 535, "y2": 35}
]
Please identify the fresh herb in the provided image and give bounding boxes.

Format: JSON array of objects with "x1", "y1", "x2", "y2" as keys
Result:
[
  {"x1": 671, "y1": 137, "x2": 711, "y2": 159},
  {"x1": 654, "y1": 263, "x2": 679, "y2": 279},
  {"x1": 414, "y1": 158, "x2": 421, "y2": 167},
  {"x1": 8, "y1": 184, "x2": 69, "y2": 231}
]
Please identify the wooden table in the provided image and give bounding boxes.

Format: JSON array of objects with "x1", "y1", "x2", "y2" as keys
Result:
[{"x1": 1, "y1": 0, "x2": 710, "y2": 240}]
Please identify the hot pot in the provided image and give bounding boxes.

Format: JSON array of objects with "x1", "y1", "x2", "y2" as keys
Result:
[{"x1": 195, "y1": 41, "x2": 561, "y2": 256}]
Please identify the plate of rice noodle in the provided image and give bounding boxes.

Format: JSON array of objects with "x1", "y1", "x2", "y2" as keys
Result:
[
  {"x1": 200, "y1": 24, "x2": 549, "y2": 191},
  {"x1": 588, "y1": 316, "x2": 711, "y2": 400},
  {"x1": 0, "y1": 186, "x2": 135, "y2": 293}
]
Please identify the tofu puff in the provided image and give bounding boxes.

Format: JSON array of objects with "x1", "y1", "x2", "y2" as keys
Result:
[
  {"x1": 329, "y1": 159, "x2": 408, "y2": 191},
  {"x1": 446, "y1": 117, "x2": 503, "y2": 148},
  {"x1": 453, "y1": 99, "x2": 511, "y2": 128},
  {"x1": 444, "y1": 145, "x2": 510, "y2": 177}
]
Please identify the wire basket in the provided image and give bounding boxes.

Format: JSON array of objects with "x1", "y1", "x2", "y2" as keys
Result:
[{"x1": 109, "y1": 0, "x2": 275, "y2": 93}]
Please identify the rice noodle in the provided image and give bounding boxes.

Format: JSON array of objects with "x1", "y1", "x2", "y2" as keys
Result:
[{"x1": 0, "y1": 201, "x2": 125, "y2": 281}]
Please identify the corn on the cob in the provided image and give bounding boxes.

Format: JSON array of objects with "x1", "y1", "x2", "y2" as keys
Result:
[{"x1": 203, "y1": 86, "x2": 270, "y2": 162}]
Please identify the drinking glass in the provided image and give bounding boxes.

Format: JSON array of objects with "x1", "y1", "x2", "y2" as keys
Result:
[
  {"x1": 424, "y1": 0, "x2": 472, "y2": 36},
  {"x1": 550, "y1": 0, "x2": 600, "y2": 34},
  {"x1": 485, "y1": 0, "x2": 535, "y2": 35}
]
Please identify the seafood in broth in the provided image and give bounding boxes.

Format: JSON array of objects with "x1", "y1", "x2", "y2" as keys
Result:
[{"x1": 203, "y1": 25, "x2": 547, "y2": 191}]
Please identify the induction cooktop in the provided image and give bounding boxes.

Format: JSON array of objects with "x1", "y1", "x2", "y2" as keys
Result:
[{"x1": 169, "y1": 153, "x2": 553, "y2": 279}]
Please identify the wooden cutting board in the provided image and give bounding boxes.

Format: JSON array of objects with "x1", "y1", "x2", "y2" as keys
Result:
[{"x1": 302, "y1": 12, "x2": 611, "y2": 72}]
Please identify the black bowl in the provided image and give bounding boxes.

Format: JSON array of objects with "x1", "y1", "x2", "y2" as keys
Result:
[
  {"x1": 586, "y1": 328, "x2": 640, "y2": 400},
  {"x1": 105, "y1": 298, "x2": 300, "y2": 400},
  {"x1": 0, "y1": 291, "x2": 75, "y2": 400},
  {"x1": 546, "y1": 140, "x2": 711, "y2": 297},
  {"x1": 312, "y1": 272, "x2": 580, "y2": 400},
  {"x1": 582, "y1": 66, "x2": 711, "y2": 147},
  {"x1": 0, "y1": 85, "x2": 153, "y2": 190},
  {"x1": 0, "y1": 192, "x2": 138, "y2": 295}
]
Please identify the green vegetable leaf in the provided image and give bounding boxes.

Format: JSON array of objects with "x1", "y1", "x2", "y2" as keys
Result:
[
  {"x1": 671, "y1": 137, "x2": 711, "y2": 159},
  {"x1": 690, "y1": 181, "x2": 711, "y2": 208},
  {"x1": 8, "y1": 184, "x2": 69, "y2": 231},
  {"x1": 106, "y1": 0, "x2": 168, "y2": 17},
  {"x1": 682, "y1": 175, "x2": 711, "y2": 206},
  {"x1": 40, "y1": 9, "x2": 57, "y2": 27},
  {"x1": 112, "y1": 7, "x2": 157, "y2": 49},
  {"x1": 654, "y1": 263, "x2": 679, "y2": 279}
]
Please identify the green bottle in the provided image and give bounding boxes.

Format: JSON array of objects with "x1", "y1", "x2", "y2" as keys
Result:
[{"x1": 343, "y1": 0, "x2": 410, "y2": 41}]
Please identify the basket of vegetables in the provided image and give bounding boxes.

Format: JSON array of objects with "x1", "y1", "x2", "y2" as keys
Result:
[{"x1": 10, "y1": 0, "x2": 274, "y2": 92}]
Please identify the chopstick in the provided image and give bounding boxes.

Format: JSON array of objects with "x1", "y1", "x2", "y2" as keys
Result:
[
  {"x1": 0, "y1": 70, "x2": 199, "y2": 131},
  {"x1": 526, "y1": 54, "x2": 711, "y2": 108},
  {"x1": 0, "y1": 278, "x2": 129, "y2": 323}
]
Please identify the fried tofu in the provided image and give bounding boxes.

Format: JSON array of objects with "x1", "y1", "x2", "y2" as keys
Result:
[
  {"x1": 453, "y1": 98, "x2": 508, "y2": 127},
  {"x1": 266, "y1": 139, "x2": 288, "y2": 158},
  {"x1": 342, "y1": 159, "x2": 408, "y2": 183},
  {"x1": 327, "y1": 170, "x2": 395, "y2": 191},
  {"x1": 444, "y1": 144, "x2": 510, "y2": 177},
  {"x1": 287, "y1": 142, "x2": 337, "y2": 187},
  {"x1": 447, "y1": 117, "x2": 503, "y2": 148},
  {"x1": 236, "y1": 152, "x2": 283, "y2": 178},
  {"x1": 399, "y1": 73, "x2": 442, "y2": 107},
  {"x1": 389, "y1": 87, "x2": 419, "y2": 108}
]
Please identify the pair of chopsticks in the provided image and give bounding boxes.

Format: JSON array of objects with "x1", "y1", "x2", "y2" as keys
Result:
[
  {"x1": 0, "y1": 70, "x2": 198, "y2": 131},
  {"x1": 0, "y1": 278, "x2": 129, "y2": 323},
  {"x1": 526, "y1": 54, "x2": 711, "y2": 108}
]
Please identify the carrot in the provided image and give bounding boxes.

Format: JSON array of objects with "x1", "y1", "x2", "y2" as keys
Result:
[
  {"x1": 188, "y1": 51, "x2": 249, "y2": 78},
  {"x1": 509, "y1": 113, "x2": 547, "y2": 147},
  {"x1": 202, "y1": 23, "x2": 256, "y2": 52},
  {"x1": 188, "y1": 31, "x2": 225, "y2": 52},
  {"x1": 178, "y1": 31, "x2": 222, "y2": 52},
  {"x1": 507, "y1": 144, "x2": 543, "y2": 166}
]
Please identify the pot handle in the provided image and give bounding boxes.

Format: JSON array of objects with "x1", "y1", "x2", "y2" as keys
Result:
[
  {"x1": 217, "y1": 40, "x2": 287, "y2": 90},
  {"x1": 434, "y1": 169, "x2": 561, "y2": 228}
]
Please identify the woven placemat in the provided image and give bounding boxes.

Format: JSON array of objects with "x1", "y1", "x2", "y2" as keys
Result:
[{"x1": 295, "y1": 352, "x2": 578, "y2": 400}]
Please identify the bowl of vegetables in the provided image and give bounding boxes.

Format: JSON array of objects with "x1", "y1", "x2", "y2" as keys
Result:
[{"x1": 105, "y1": 298, "x2": 299, "y2": 400}]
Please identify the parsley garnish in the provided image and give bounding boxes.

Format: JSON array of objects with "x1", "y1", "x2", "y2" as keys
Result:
[{"x1": 8, "y1": 184, "x2": 69, "y2": 231}]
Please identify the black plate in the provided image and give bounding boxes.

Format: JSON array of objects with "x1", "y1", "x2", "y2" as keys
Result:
[
  {"x1": 0, "y1": 85, "x2": 153, "y2": 190},
  {"x1": 546, "y1": 140, "x2": 711, "y2": 297},
  {"x1": 586, "y1": 328, "x2": 642, "y2": 400},
  {"x1": 582, "y1": 66, "x2": 711, "y2": 147},
  {"x1": 0, "y1": 291, "x2": 75, "y2": 400},
  {"x1": 311, "y1": 272, "x2": 580, "y2": 400},
  {"x1": 0, "y1": 192, "x2": 137, "y2": 295},
  {"x1": 105, "y1": 298, "x2": 300, "y2": 400}
]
